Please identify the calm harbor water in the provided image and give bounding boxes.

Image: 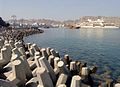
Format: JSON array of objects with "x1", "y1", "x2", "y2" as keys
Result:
[{"x1": 24, "y1": 28, "x2": 120, "y2": 79}]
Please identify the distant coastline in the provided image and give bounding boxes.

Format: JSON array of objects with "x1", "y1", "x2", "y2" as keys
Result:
[{"x1": 6, "y1": 16, "x2": 120, "y2": 29}]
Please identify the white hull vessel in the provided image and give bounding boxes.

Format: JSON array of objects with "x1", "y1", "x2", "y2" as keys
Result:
[
  {"x1": 80, "y1": 26, "x2": 119, "y2": 29},
  {"x1": 76, "y1": 19, "x2": 119, "y2": 29}
]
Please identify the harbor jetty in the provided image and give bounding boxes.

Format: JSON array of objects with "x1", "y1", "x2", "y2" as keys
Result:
[
  {"x1": 0, "y1": 28, "x2": 44, "y2": 41},
  {"x1": 0, "y1": 38, "x2": 120, "y2": 87}
]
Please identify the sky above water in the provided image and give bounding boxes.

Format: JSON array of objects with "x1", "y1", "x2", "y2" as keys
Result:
[{"x1": 0, "y1": 0, "x2": 120, "y2": 20}]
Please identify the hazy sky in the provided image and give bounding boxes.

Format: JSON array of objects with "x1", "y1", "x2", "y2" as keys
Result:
[{"x1": 0, "y1": 0, "x2": 120, "y2": 21}]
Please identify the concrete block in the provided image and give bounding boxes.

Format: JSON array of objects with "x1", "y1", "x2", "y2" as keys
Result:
[
  {"x1": 18, "y1": 47, "x2": 26, "y2": 55},
  {"x1": 26, "y1": 43, "x2": 32, "y2": 50},
  {"x1": 4, "y1": 44, "x2": 12, "y2": 57},
  {"x1": 70, "y1": 61, "x2": 77, "y2": 71},
  {"x1": 28, "y1": 61, "x2": 37, "y2": 70},
  {"x1": 0, "y1": 48, "x2": 10, "y2": 67},
  {"x1": 20, "y1": 55, "x2": 33, "y2": 79},
  {"x1": 29, "y1": 47, "x2": 35, "y2": 57},
  {"x1": 54, "y1": 68, "x2": 60, "y2": 75},
  {"x1": 54, "y1": 57, "x2": 60, "y2": 68},
  {"x1": 115, "y1": 83, "x2": 120, "y2": 87},
  {"x1": 9, "y1": 40, "x2": 15, "y2": 48},
  {"x1": 26, "y1": 77, "x2": 38, "y2": 87},
  {"x1": 0, "y1": 39, "x2": 4, "y2": 47},
  {"x1": 14, "y1": 41, "x2": 23, "y2": 48},
  {"x1": 12, "y1": 48, "x2": 22, "y2": 57},
  {"x1": 4, "y1": 43, "x2": 12, "y2": 51},
  {"x1": 70, "y1": 75, "x2": 82, "y2": 87},
  {"x1": 36, "y1": 67, "x2": 54, "y2": 87},
  {"x1": 81, "y1": 67, "x2": 89, "y2": 76},
  {"x1": 32, "y1": 68, "x2": 37, "y2": 77},
  {"x1": 40, "y1": 48, "x2": 48, "y2": 59},
  {"x1": 57, "y1": 61, "x2": 70, "y2": 75},
  {"x1": 64, "y1": 54, "x2": 70, "y2": 65},
  {"x1": 39, "y1": 57, "x2": 56, "y2": 83},
  {"x1": 56, "y1": 73, "x2": 68, "y2": 87},
  {"x1": 76, "y1": 61, "x2": 81, "y2": 74},
  {"x1": 46, "y1": 47, "x2": 51, "y2": 56},
  {"x1": 58, "y1": 84, "x2": 66, "y2": 87},
  {"x1": 11, "y1": 54, "x2": 18, "y2": 61},
  {"x1": 35, "y1": 51, "x2": 41, "y2": 57},
  {"x1": 7, "y1": 73, "x2": 20, "y2": 86},
  {"x1": 48, "y1": 55, "x2": 55, "y2": 68},
  {"x1": 50, "y1": 49, "x2": 57, "y2": 57},
  {"x1": 31, "y1": 44, "x2": 40, "y2": 52},
  {"x1": 4, "y1": 40, "x2": 9, "y2": 44},
  {"x1": 7, "y1": 59, "x2": 26, "y2": 86},
  {"x1": 35, "y1": 56, "x2": 41, "y2": 67},
  {"x1": 56, "y1": 51, "x2": 60, "y2": 58},
  {"x1": 0, "y1": 79, "x2": 17, "y2": 87}
]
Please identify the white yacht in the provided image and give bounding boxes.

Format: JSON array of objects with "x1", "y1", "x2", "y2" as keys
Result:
[{"x1": 76, "y1": 19, "x2": 119, "y2": 29}]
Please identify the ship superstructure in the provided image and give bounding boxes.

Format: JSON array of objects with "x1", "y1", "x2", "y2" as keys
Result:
[{"x1": 76, "y1": 19, "x2": 119, "y2": 29}]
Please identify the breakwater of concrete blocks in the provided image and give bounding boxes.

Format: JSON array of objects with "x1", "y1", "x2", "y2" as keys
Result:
[
  {"x1": 1, "y1": 28, "x2": 44, "y2": 41},
  {"x1": 0, "y1": 38, "x2": 120, "y2": 87}
]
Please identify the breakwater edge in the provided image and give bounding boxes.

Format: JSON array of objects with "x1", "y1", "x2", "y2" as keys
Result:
[
  {"x1": 0, "y1": 28, "x2": 44, "y2": 41},
  {"x1": 0, "y1": 28, "x2": 120, "y2": 87}
]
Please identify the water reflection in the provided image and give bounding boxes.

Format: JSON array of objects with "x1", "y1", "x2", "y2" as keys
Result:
[{"x1": 79, "y1": 29, "x2": 104, "y2": 39}]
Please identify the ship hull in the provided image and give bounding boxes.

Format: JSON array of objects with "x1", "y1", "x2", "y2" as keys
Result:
[{"x1": 80, "y1": 26, "x2": 119, "y2": 29}]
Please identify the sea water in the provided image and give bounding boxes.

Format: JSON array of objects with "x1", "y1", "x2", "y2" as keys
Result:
[{"x1": 24, "y1": 28, "x2": 120, "y2": 79}]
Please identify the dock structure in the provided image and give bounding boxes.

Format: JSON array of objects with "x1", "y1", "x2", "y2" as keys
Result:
[{"x1": 0, "y1": 38, "x2": 119, "y2": 87}]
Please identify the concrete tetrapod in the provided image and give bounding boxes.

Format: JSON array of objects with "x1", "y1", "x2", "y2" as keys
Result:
[
  {"x1": 115, "y1": 83, "x2": 120, "y2": 87},
  {"x1": 4, "y1": 44, "x2": 12, "y2": 60},
  {"x1": 0, "y1": 48, "x2": 11, "y2": 67},
  {"x1": 46, "y1": 47, "x2": 51, "y2": 56},
  {"x1": 0, "y1": 39, "x2": 4, "y2": 48},
  {"x1": 26, "y1": 43, "x2": 32, "y2": 50},
  {"x1": 81, "y1": 67, "x2": 89, "y2": 76},
  {"x1": 53, "y1": 57, "x2": 60, "y2": 75},
  {"x1": 14, "y1": 41, "x2": 23, "y2": 48},
  {"x1": 70, "y1": 61, "x2": 77, "y2": 71},
  {"x1": 54, "y1": 57, "x2": 60, "y2": 69},
  {"x1": 58, "y1": 84, "x2": 66, "y2": 87},
  {"x1": 57, "y1": 61, "x2": 70, "y2": 75},
  {"x1": 31, "y1": 44, "x2": 40, "y2": 52},
  {"x1": 64, "y1": 54, "x2": 70, "y2": 65},
  {"x1": 7, "y1": 59, "x2": 26, "y2": 86},
  {"x1": 35, "y1": 51, "x2": 41, "y2": 57},
  {"x1": 12, "y1": 48, "x2": 22, "y2": 57},
  {"x1": 36, "y1": 67, "x2": 54, "y2": 87},
  {"x1": 38, "y1": 57, "x2": 56, "y2": 83},
  {"x1": 20, "y1": 55, "x2": 33, "y2": 79},
  {"x1": 56, "y1": 73, "x2": 68, "y2": 87},
  {"x1": 18, "y1": 47, "x2": 26, "y2": 55},
  {"x1": 70, "y1": 75, "x2": 82, "y2": 87},
  {"x1": 29, "y1": 47, "x2": 35, "y2": 57},
  {"x1": 48, "y1": 55, "x2": 55, "y2": 68},
  {"x1": 35, "y1": 55, "x2": 41, "y2": 67},
  {"x1": 40, "y1": 48, "x2": 49, "y2": 59},
  {"x1": 9, "y1": 40, "x2": 15, "y2": 49},
  {"x1": 50, "y1": 49, "x2": 57, "y2": 57},
  {"x1": 0, "y1": 79, "x2": 17, "y2": 87}
]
